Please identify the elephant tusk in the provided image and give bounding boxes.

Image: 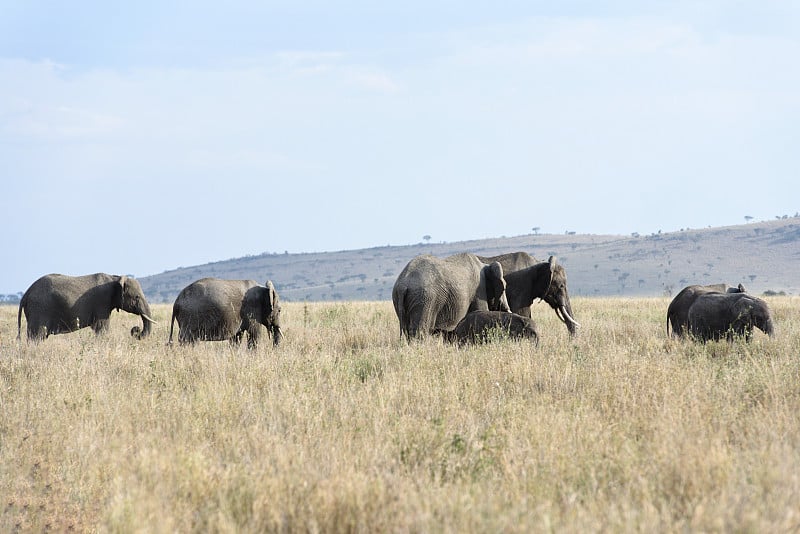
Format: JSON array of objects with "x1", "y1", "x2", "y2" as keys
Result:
[
  {"x1": 560, "y1": 306, "x2": 581, "y2": 328},
  {"x1": 141, "y1": 313, "x2": 157, "y2": 324},
  {"x1": 555, "y1": 307, "x2": 566, "y2": 323}
]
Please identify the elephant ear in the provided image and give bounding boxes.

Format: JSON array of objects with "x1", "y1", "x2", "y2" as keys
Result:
[
  {"x1": 264, "y1": 280, "x2": 280, "y2": 317},
  {"x1": 113, "y1": 275, "x2": 127, "y2": 311},
  {"x1": 484, "y1": 262, "x2": 507, "y2": 311},
  {"x1": 264, "y1": 280, "x2": 283, "y2": 344},
  {"x1": 531, "y1": 257, "x2": 556, "y2": 299},
  {"x1": 733, "y1": 296, "x2": 755, "y2": 321}
]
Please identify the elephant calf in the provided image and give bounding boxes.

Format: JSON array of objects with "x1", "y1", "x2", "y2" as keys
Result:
[
  {"x1": 687, "y1": 292, "x2": 774, "y2": 342},
  {"x1": 169, "y1": 278, "x2": 282, "y2": 348},
  {"x1": 441, "y1": 311, "x2": 539, "y2": 346}
]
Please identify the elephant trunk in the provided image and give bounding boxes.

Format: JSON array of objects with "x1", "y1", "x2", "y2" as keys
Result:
[
  {"x1": 562, "y1": 305, "x2": 580, "y2": 332},
  {"x1": 551, "y1": 294, "x2": 579, "y2": 336},
  {"x1": 139, "y1": 314, "x2": 154, "y2": 338},
  {"x1": 763, "y1": 317, "x2": 776, "y2": 338},
  {"x1": 272, "y1": 325, "x2": 283, "y2": 346},
  {"x1": 556, "y1": 305, "x2": 580, "y2": 336},
  {"x1": 131, "y1": 303, "x2": 155, "y2": 339},
  {"x1": 498, "y1": 292, "x2": 511, "y2": 314}
]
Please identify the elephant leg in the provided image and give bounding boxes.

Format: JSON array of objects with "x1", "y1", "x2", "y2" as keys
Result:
[
  {"x1": 246, "y1": 333, "x2": 258, "y2": 350},
  {"x1": 230, "y1": 330, "x2": 244, "y2": 346},
  {"x1": 178, "y1": 328, "x2": 196, "y2": 345},
  {"x1": 744, "y1": 327, "x2": 753, "y2": 342},
  {"x1": 93, "y1": 319, "x2": 110, "y2": 335},
  {"x1": 28, "y1": 324, "x2": 47, "y2": 342}
]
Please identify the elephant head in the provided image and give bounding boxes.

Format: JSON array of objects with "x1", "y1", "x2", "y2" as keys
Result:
[
  {"x1": 243, "y1": 280, "x2": 283, "y2": 346},
  {"x1": 731, "y1": 295, "x2": 775, "y2": 339},
  {"x1": 540, "y1": 257, "x2": 579, "y2": 336},
  {"x1": 263, "y1": 280, "x2": 283, "y2": 345},
  {"x1": 116, "y1": 276, "x2": 156, "y2": 339},
  {"x1": 503, "y1": 256, "x2": 579, "y2": 336},
  {"x1": 728, "y1": 283, "x2": 747, "y2": 294}
]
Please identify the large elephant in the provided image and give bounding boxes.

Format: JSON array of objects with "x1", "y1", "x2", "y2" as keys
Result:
[
  {"x1": 667, "y1": 283, "x2": 746, "y2": 338},
  {"x1": 687, "y1": 292, "x2": 774, "y2": 342},
  {"x1": 392, "y1": 253, "x2": 510, "y2": 339},
  {"x1": 442, "y1": 310, "x2": 539, "y2": 345},
  {"x1": 17, "y1": 273, "x2": 155, "y2": 342},
  {"x1": 168, "y1": 278, "x2": 282, "y2": 348},
  {"x1": 479, "y1": 252, "x2": 579, "y2": 336}
]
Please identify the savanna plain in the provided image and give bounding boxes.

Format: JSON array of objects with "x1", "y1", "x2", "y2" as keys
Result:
[{"x1": 2, "y1": 297, "x2": 800, "y2": 532}]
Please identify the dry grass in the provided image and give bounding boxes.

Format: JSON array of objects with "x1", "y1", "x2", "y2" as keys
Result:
[{"x1": 2, "y1": 297, "x2": 800, "y2": 532}]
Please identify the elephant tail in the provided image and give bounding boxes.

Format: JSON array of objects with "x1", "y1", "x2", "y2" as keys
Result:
[
  {"x1": 394, "y1": 286, "x2": 408, "y2": 340},
  {"x1": 16, "y1": 294, "x2": 25, "y2": 340},
  {"x1": 167, "y1": 306, "x2": 177, "y2": 345}
]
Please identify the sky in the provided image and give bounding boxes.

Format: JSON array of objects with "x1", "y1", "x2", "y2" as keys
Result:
[{"x1": 1, "y1": 1, "x2": 799, "y2": 293}]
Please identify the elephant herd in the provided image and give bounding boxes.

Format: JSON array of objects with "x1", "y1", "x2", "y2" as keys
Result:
[
  {"x1": 392, "y1": 252, "x2": 578, "y2": 343},
  {"x1": 15, "y1": 251, "x2": 776, "y2": 346},
  {"x1": 16, "y1": 274, "x2": 282, "y2": 347}
]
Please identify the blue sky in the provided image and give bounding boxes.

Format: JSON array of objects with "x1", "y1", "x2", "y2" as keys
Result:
[{"x1": 1, "y1": 1, "x2": 798, "y2": 293}]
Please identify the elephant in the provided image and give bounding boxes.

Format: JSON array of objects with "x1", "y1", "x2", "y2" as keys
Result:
[
  {"x1": 441, "y1": 311, "x2": 539, "y2": 345},
  {"x1": 392, "y1": 253, "x2": 511, "y2": 339},
  {"x1": 667, "y1": 283, "x2": 747, "y2": 338},
  {"x1": 168, "y1": 278, "x2": 282, "y2": 348},
  {"x1": 17, "y1": 273, "x2": 155, "y2": 342},
  {"x1": 687, "y1": 292, "x2": 774, "y2": 342},
  {"x1": 480, "y1": 252, "x2": 579, "y2": 336}
]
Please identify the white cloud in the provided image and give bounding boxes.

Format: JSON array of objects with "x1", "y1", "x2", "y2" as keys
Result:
[
  {"x1": 347, "y1": 70, "x2": 402, "y2": 93},
  {"x1": 10, "y1": 105, "x2": 124, "y2": 139}
]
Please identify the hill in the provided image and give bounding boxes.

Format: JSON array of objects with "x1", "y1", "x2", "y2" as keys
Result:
[{"x1": 138, "y1": 218, "x2": 800, "y2": 303}]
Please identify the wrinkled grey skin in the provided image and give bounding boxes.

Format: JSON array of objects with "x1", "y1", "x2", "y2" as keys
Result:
[
  {"x1": 17, "y1": 273, "x2": 155, "y2": 342},
  {"x1": 442, "y1": 311, "x2": 539, "y2": 346},
  {"x1": 667, "y1": 283, "x2": 747, "y2": 338},
  {"x1": 687, "y1": 292, "x2": 774, "y2": 342},
  {"x1": 480, "y1": 252, "x2": 579, "y2": 337},
  {"x1": 169, "y1": 278, "x2": 282, "y2": 348},
  {"x1": 392, "y1": 253, "x2": 511, "y2": 339}
]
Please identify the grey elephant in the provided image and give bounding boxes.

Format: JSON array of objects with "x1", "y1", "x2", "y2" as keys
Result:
[
  {"x1": 667, "y1": 283, "x2": 746, "y2": 337},
  {"x1": 392, "y1": 253, "x2": 511, "y2": 339},
  {"x1": 480, "y1": 252, "x2": 579, "y2": 336},
  {"x1": 687, "y1": 292, "x2": 774, "y2": 342},
  {"x1": 17, "y1": 273, "x2": 155, "y2": 342},
  {"x1": 441, "y1": 311, "x2": 539, "y2": 345},
  {"x1": 168, "y1": 278, "x2": 282, "y2": 348}
]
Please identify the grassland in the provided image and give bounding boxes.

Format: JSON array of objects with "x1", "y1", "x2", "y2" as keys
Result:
[{"x1": 2, "y1": 297, "x2": 800, "y2": 532}]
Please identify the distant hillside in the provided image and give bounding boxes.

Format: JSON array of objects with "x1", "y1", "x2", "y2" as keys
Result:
[{"x1": 139, "y1": 218, "x2": 800, "y2": 303}]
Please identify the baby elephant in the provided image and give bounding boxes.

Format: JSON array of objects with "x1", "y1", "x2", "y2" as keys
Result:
[
  {"x1": 687, "y1": 292, "x2": 775, "y2": 342},
  {"x1": 442, "y1": 311, "x2": 539, "y2": 345},
  {"x1": 169, "y1": 278, "x2": 282, "y2": 348}
]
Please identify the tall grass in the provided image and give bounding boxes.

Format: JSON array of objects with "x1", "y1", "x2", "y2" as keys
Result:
[{"x1": 2, "y1": 297, "x2": 799, "y2": 532}]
